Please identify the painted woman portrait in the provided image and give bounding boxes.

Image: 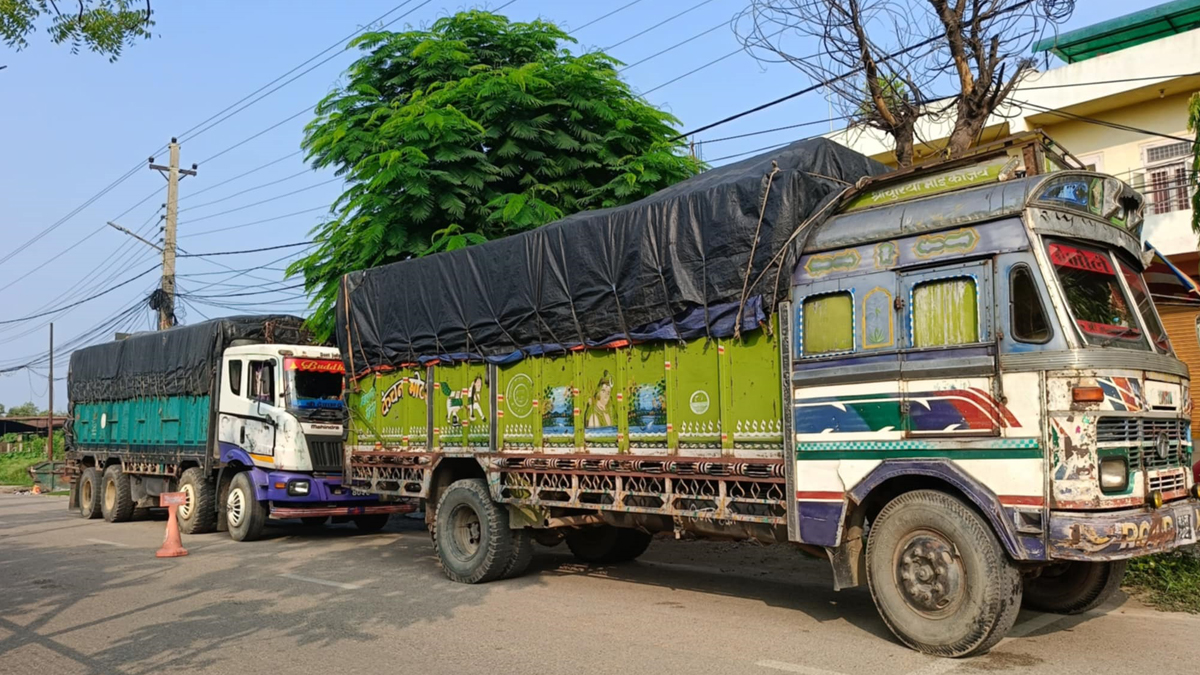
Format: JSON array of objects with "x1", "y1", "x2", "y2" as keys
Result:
[{"x1": 585, "y1": 371, "x2": 614, "y2": 429}]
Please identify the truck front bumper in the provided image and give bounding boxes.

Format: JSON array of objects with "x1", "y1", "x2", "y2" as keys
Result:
[
  {"x1": 270, "y1": 503, "x2": 415, "y2": 518},
  {"x1": 248, "y1": 468, "x2": 370, "y2": 503},
  {"x1": 1048, "y1": 498, "x2": 1199, "y2": 561}
]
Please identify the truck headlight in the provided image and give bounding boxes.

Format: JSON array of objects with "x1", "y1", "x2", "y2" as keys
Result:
[
  {"x1": 287, "y1": 479, "x2": 311, "y2": 496},
  {"x1": 1099, "y1": 456, "x2": 1128, "y2": 492}
]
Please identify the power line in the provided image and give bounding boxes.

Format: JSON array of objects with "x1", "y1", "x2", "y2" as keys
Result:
[
  {"x1": 181, "y1": 151, "x2": 304, "y2": 201},
  {"x1": 574, "y1": 0, "x2": 646, "y2": 33},
  {"x1": 176, "y1": 0, "x2": 427, "y2": 145},
  {"x1": 618, "y1": 19, "x2": 726, "y2": 72},
  {"x1": 181, "y1": 283, "x2": 306, "y2": 300},
  {"x1": 195, "y1": 106, "x2": 314, "y2": 166},
  {"x1": 641, "y1": 26, "x2": 788, "y2": 96},
  {"x1": 178, "y1": 206, "x2": 329, "y2": 239},
  {"x1": 178, "y1": 242, "x2": 314, "y2": 258},
  {"x1": 1009, "y1": 98, "x2": 1193, "y2": 144},
  {"x1": 0, "y1": 265, "x2": 159, "y2": 327},
  {"x1": 696, "y1": 115, "x2": 854, "y2": 145},
  {"x1": 178, "y1": 168, "x2": 315, "y2": 213},
  {"x1": 603, "y1": 0, "x2": 719, "y2": 51},
  {"x1": 178, "y1": 179, "x2": 341, "y2": 225}
]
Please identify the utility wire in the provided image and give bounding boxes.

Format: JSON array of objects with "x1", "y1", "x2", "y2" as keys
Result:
[
  {"x1": 603, "y1": 0, "x2": 719, "y2": 51},
  {"x1": 618, "y1": 18, "x2": 726, "y2": 72},
  {"x1": 0, "y1": 265, "x2": 159, "y2": 327},
  {"x1": 178, "y1": 206, "x2": 329, "y2": 239},
  {"x1": 176, "y1": 0, "x2": 426, "y2": 144},
  {"x1": 195, "y1": 106, "x2": 314, "y2": 166},
  {"x1": 181, "y1": 151, "x2": 304, "y2": 201},
  {"x1": 178, "y1": 168, "x2": 316, "y2": 213},
  {"x1": 178, "y1": 242, "x2": 314, "y2": 258},
  {"x1": 642, "y1": 26, "x2": 789, "y2": 96},
  {"x1": 1008, "y1": 98, "x2": 1193, "y2": 144},
  {"x1": 573, "y1": 0, "x2": 646, "y2": 33},
  {"x1": 178, "y1": 179, "x2": 341, "y2": 225}
]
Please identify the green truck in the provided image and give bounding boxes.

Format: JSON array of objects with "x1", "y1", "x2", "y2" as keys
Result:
[{"x1": 342, "y1": 136, "x2": 1197, "y2": 656}]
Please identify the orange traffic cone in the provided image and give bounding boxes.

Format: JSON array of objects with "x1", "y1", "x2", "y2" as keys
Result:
[{"x1": 156, "y1": 494, "x2": 189, "y2": 558}]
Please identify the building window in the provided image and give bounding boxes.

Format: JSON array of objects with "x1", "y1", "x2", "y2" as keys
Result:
[
  {"x1": 1143, "y1": 141, "x2": 1193, "y2": 214},
  {"x1": 1009, "y1": 265, "x2": 1051, "y2": 343},
  {"x1": 912, "y1": 277, "x2": 979, "y2": 347},
  {"x1": 802, "y1": 292, "x2": 854, "y2": 355}
]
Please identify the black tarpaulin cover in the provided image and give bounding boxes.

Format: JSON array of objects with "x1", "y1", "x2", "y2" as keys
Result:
[
  {"x1": 338, "y1": 138, "x2": 886, "y2": 372},
  {"x1": 68, "y1": 315, "x2": 307, "y2": 403}
]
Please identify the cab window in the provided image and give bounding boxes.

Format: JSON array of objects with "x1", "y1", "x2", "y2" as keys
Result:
[
  {"x1": 1010, "y1": 265, "x2": 1051, "y2": 343},
  {"x1": 228, "y1": 360, "x2": 243, "y2": 396},
  {"x1": 912, "y1": 277, "x2": 978, "y2": 347},
  {"x1": 1047, "y1": 241, "x2": 1148, "y2": 350},
  {"x1": 249, "y1": 360, "x2": 276, "y2": 404},
  {"x1": 802, "y1": 292, "x2": 853, "y2": 355}
]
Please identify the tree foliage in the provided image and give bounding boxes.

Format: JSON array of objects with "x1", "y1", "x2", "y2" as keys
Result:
[
  {"x1": 0, "y1": 0, "x2": 153, "y2": 61},
  {"x1": 735, "y1": 0, "x2": 1074, "y2": 166},
  {"x1": 290, "y1": 10, "x2": 702, "y2": 340},
  {"x1": 3, "y1": 401, "x2": 40, "y2": 417}
]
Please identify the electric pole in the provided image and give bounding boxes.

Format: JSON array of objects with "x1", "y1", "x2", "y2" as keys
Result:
[
  {"x1": 47, "y1": 323, "x2": 53, "y2": 461},
  {"x1": 149, "y1": 139, "x2": 197, "y2": 330}
]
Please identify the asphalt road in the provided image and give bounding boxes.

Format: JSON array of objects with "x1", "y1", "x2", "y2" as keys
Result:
[{"x1": 1, "y1": 493, "x2": 1197, "y2": 675}]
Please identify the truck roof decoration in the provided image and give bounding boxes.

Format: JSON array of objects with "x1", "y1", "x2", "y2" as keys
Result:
[
  {"x1": 68, "y1": 315, "x2": 307, "y2": 403},
  {"x1": 338, "y1": 138, "x2": 887, "y2": 375}
]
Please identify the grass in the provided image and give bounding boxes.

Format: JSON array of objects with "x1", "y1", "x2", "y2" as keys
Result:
[
  {"x1": 1123, "y1": 548, "x2": 1200, "y2": 613},
  {"x1": 0, "y1": 449, "x2": 48, "y2": 486}
]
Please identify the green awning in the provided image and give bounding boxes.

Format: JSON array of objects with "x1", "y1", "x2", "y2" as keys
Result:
[{"x1": 1033, "y1": 0, "x2": 1200, "y2": 63}]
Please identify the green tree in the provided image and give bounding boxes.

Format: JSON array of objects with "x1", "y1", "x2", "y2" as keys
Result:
[
  {"x1": 6, "y1": 401, "x2": 39, "y2": 417},
  {"x1": 1, "y1": 0, "x2": 153, "y2": 61},
  {"x1": 290, "y1": 10, "x2": 702, "y2": 340}
]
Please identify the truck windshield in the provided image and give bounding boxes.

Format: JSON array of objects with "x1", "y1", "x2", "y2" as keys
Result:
[
  {"x1": 1117, "y1": 259, "x2": 1172, "y2": 354},
  {"x1": 1047, "y1": 241, "x2": 1149, "y2": 351},
  {"x1": 283, "y1": 358, "x2": 345, "y2": 407}
]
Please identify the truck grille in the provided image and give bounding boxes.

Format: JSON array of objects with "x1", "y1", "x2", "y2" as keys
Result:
[
  {"x1": 1148, "y1": 470, "x2": 1188, "y2": 494},
  {"x1": 307, "y1": 438, "x2": 344, "y2": 472},
  {"x1": 1095, "y1": 417, "x2": 1189, "y2": 471}
]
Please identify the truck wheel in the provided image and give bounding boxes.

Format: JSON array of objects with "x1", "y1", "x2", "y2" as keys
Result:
[
  {"x1": 353, "y1": 514, "x2": 390, "y2": 533},
  {"x1": 866, "y1": 490, "x2": 1022, "y2": 658},
  {"x1": 226, "y1": 472, "x2": 267, "y2": 542},
  {"x1": 502, "y1": 529, "x2": 535, "y2": 579},
  {"x1": 100, "y1": 465, "x2": 134, "y2": 523},
  {"x1": 1023, "y1": 560, "x2": 1127, "y2": 615},
  {"x1": 611, "y1": 529, "x2": 653, "y2": 562},
  {"x1": 78, "y1": 467, "x2": 102, "y2": 519},
  {"x1": 434, "y1": 478, "x2": 513, "y2": 584},
  {"x1": 177, "y1": 468, "x2": 217, "y2": 535}
]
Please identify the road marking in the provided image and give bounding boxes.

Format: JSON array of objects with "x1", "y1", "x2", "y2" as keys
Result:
[
  {"x1": 278, "y1": 573, "x2": 364, "y2": 590},
  {"x1": 756, "y1": 660, "x2": 850, "y2": 675},
  {"x1": 86, "y1": 538, "x2": 131, "y2": 548}
]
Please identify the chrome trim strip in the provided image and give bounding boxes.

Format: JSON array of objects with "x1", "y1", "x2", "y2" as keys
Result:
[
  {"x1": 1000, "y1": 350, "x2": 1189, "y2": 377},
  {"x1": 779, "y1": 302, "x2": 800, "y2": 544}
]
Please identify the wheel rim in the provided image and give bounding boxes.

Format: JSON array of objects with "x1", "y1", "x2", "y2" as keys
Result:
[
  {"x1": 104, "y1": 478, "x2": 116, "y2": 512},
  {"x1": 448, "y1": 504, "x2": 482, "y2": 562},
  {"x1": 227, "y1": 486, "x2": 246, "y2": 528},
  {"x1": 893, "y1": 528, "x2": 965, "y2": 617},
  {"x1": 81, "y1": 478, "x2": 93, "y2": 507},
  {"x1": 179, "y1": 483, "x2": 195, "y2": 519}
]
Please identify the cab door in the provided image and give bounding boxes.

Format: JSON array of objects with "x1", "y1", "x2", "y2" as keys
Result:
[{"x1": 898, "y1": 260, "x2": 1003, "y2": 437}]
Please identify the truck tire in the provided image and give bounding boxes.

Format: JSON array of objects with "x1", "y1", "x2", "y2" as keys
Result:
[
  {"x1": 866, "y1": 490, "x2": 1022, "y2": 658},
  {"x1": 434, "y1": 478, "x2": 514, "y2": 584},
  {"x1": 177, "y1": 468, "x2": 217, "y2": 535},
  {"x1": 1023, "y1": 560, "x2": 1127, "y2": 615},
  {"x1": 353, "y1": 514, "x2": 390, "y2": 533},
  {"x1": 78, "y1": 467, "x2": 102, "y2": 520},
  {"x1": 502, "y1": 529, "x2": 535, "y2": 579},
  {"x1": 100, "y1": 465, "x2": 134, "y2": 523},
  {"x1": 226, "y1": 472, "x2": 267, "y2": 542}
]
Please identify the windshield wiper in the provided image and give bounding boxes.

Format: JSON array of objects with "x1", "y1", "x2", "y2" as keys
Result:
[{"x1": 1094, "y1": 326, "x2": 1140, "y2": 348}]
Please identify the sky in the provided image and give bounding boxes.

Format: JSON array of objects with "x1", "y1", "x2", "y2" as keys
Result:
[{"x1": 0, "y1": 0, "x2": 1145, "y2": 411}]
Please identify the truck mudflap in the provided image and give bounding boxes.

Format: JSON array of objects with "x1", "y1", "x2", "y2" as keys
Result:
[
  {"x1": 270, "y1": 503, "x2": 416, "y2": 519},
  {"x1": 1048, "y1": 499, "x2": 1198, "y2": 561}
]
